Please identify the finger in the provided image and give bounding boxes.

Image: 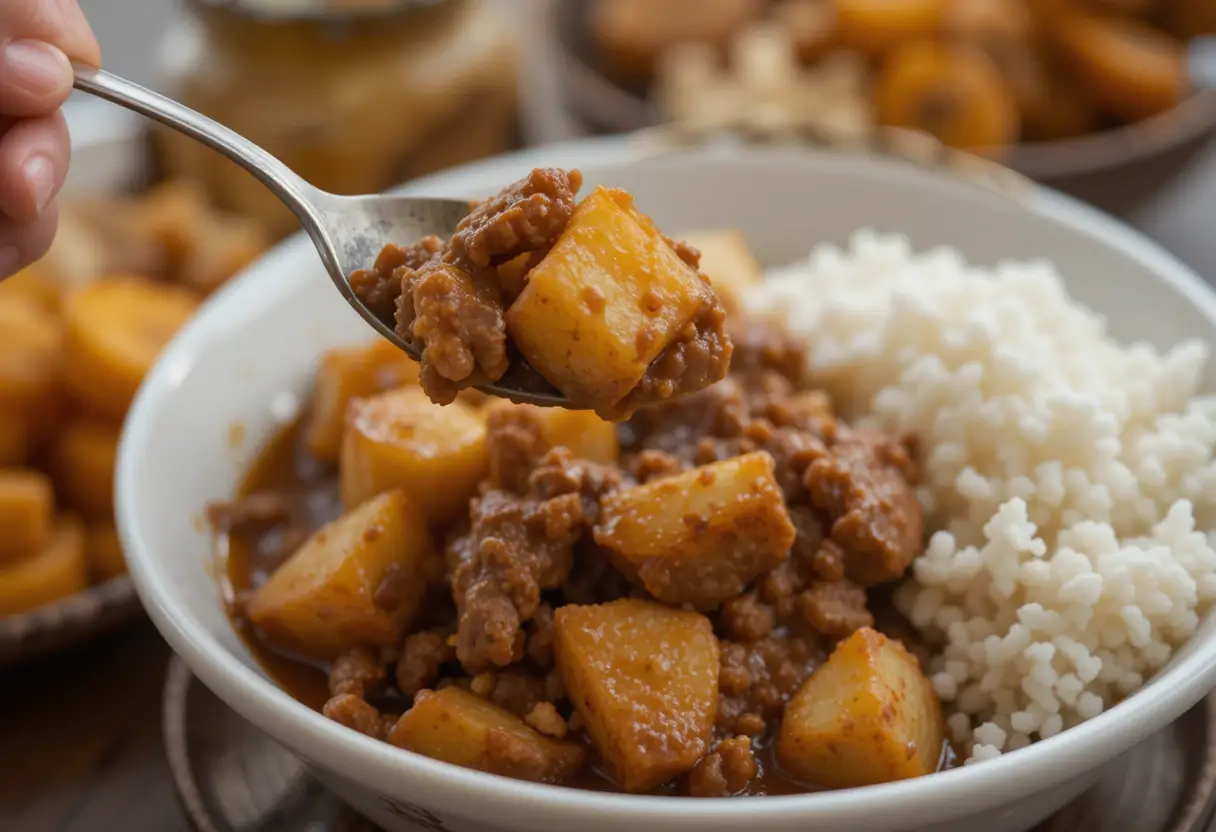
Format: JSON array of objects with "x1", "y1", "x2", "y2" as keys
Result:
[
  {"x1": 0, "y1": 204, "x2": 59, "y2": 280},
  {"x1": 0, "y1": 111, "x2": 69, "y2": 222},
  {"x1": 0, "y1": 40, "x2": 73, "y2": 118},
  {"x1": 0, "y1": 0, "x2": 101, "y2": 67}
]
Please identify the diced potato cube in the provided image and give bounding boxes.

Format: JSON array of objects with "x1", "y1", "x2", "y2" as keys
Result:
[
  {"x1": 0, "y1": 412, "x2": 30, "y2": 467},
  {"x1": 0, "y1": 469, "x2": 54, "y2": 563},
  {"x1": 340, "y1": 386, "x2": 487, "y2": 526},
  {"x1": 62, "y1": 277, "x2": 199, "y2": 421},
  {"x1": 0, "y1": 468, "x2": 54, "y2": 557},
  {"x1": 776, "y1": 627, "x2": 945, "y2": 789},
  {"x1": 86, "y1": 521, "x2": 128, "y2": 581},
  {"x1": 389, "y1": 687, "x2": 585, "y2": 784},
  {"x1": 246, "y1": 490, "x2": 432, "y2": 658},
  {"x1": 304, "y1": 341, "x2": 421, "y2": 463},
  {"x1": 50, "y1": 419, "x2": 119, "y2": 521},
  {"x1": 0, "y1": 263, "x2": 60, "y2": 312},
  {"x1": 594, "y1": 452, "x2": 795, "y2": 606},
  {"x1": 0, "y1": 293, "x2": 62, "y2": 409},
  {"x1": 483, "y1": 400, "x2": 619, "y2": 464},
  {"x1": 554, "y1": 599, "x2": 719, "y2": 792},
  {"x1": 505, "y1": 186, "x2": 714, "y2": 414},
  {"x1": 677, "y1": 230, "x2": 762, "y2": 314},
  {"x1": 0, "y1": 515, "x2": 88, "y2": 617}
]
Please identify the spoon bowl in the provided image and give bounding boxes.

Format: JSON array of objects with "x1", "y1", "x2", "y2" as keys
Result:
[{"x1": 72, "y1": 65, "x2": 569, "y2": 407}]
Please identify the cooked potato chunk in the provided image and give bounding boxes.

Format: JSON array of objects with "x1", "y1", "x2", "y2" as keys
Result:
[
  {"x1": 339, "y1": 386, "x2": 487, "y2": 526},
  {"x1": 50, "y1": 419, "x2": 119, "y2": 521},
  {"x1": 677, "y1": 230, "x2": 762, "y2": 315},
  {"x1": 246, "y1": 490, "x2": 432, "y2": 658},
  {"x1": 86, "y1": 521, "x2": 127, "y2": 581},
  {"x1": 777, "y1": 627, "x2": 945, "y2": 789},
  {"x1": 505, "y1": 186, "x2": 715, "y2": 415},
  {"x1": 483, "y1": 400, "x2": 620, "y2": 465},
  {"x1": 555, "y1": 599, "x2": 719, "y2": 792},
  {"x1": 1050, "y1": 11, "x2": 1187, "y2": 123},
  {"x1": 0, "y1": 412, "x2": 30, "y2": 468},
  {"x1": 0, "y1": 515, "x2": 88, "y2": 617},
  {"x1": 0, "y1": 469, "x2": 54, "y2": 563},
  {"x1": 0, "y1": 263, "x2": 60, "y2": 312},
  {"x1": 62, "y1": 277, "x2": 199, "y2": 421},
  {"x1": 304, "y1": 341, "x2": 421, "y2": 463},
  {"x1": 876, "y1": 40, "x2": 1020, "y2": 150},
  {"x1": 0, "y1": 293, "x2": 62, "y2": 410},
  {"x1": 594, "y1": 452, "x2": 795, "y2": 606},
  {"x1": 389, "y1": 687, "x2": 585, "y2": 783}
]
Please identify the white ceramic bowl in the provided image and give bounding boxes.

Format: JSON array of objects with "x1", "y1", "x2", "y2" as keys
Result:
[{"x1": 117, "y1": 137, "x2": 1216, "y2": 832}]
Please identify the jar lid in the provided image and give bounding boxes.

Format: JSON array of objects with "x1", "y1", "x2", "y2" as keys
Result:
[{"x1": 196, "y1": 0, "x2": 449, "y2": 22}]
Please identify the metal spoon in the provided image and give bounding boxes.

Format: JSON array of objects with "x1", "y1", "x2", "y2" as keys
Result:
[{"x1": 72, "y1": 65, "x2": 568, "y2": 408}]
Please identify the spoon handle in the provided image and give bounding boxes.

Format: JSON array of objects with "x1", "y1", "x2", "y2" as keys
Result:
[{"x1": 72, "y1": 65, "x2": 324, "y2": 228}]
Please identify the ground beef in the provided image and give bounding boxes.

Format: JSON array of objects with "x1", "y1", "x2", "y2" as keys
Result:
[
  {"x1": 804, "y1": 433, "x2": 923, "y2": 588},
  {"x1": 525, "y1": 701, "x2": 568, "y2": 738},
  {"x1": 329, "y1": 646, "x2": 386, "y2": 698},
  {"x1": 323, "y1": 693, "x2": 384, "y2": 738},
  {"x1": 395, "y1": 629, "x2": 455, "y2": 697},
  {"x1": 448, "y1": 449, "x2": 620, "y2": 672},
  {"x1": 688, "y1": 736, "x2": 757, "y2": 797},
  {"x1": 717, "y1": 631, "x2": 822, "y2": 736},
  {"x1": 448, "y1": 168, "x2": 583, "y2": 269},
  {"x1": 396, "y1": 258, "x2": 509, "y2": 405},
  {"x1": 609, "y1": 300, "x2": 733, "y2": 421},
  {"x1": 349, "y1": 235, "x2": 444, "y2": 323},
  {"x1": 663, "y1": 234, "x2": 702, "y2": 270},
  {"x1": 796, "y1": 580, "x2": 874, "y2": 637}
]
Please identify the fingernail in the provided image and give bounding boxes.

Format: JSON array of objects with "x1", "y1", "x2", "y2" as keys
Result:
[
  {"x1": 2, "y1": 40, "x2": 71, "y2": 97},
  {"x1": 23, "y1": 154, "x2": 57, "y2": 212},
  {"x1": 0, "y1": 247, "x2": 20, "y2": 279}
]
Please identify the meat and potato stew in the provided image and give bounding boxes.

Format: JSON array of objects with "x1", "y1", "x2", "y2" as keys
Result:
[
  {"x1": 213, "y1": 303, "x2": 950, "y2": 796},
  {"x1": 350, "y1": 169, "x2": 733, "y2": 421}
]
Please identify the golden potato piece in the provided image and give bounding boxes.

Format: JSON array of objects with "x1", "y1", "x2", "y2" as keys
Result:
[
  {"x1": 0, "y1": 293, "x2": 62, "y2": 410},
  {"x1": 505, "y1": 187, "x2": 715, "y2": 416},
  {"x1": 389, "y1": 687, "x2": 586, "y2": 783},
  {"x1": 677, "y1": 230, "x2": 763, "y2": 316},
  {"x1": 1050, "y1": 11, "x2": 1187, "y2": 124},
  {"x1": 0, "y1": 515, "x2": 88, "y2": 617},
  {"x1": 835, "y1": 0, "x2": 948, "y2": 56},
  {"x1": 0, "y1": 263, "x2": 60, "y2": 311},
  {"x1": 876, "y1": 40, "x2": 1020, "y2": 149},
  {"x1": 303, "y1": 341, "x2": 421, "y2": 464},
  {"x1": 0, "y1": 412, "x2": 32, "y2": 468},
  {"x1": 777, "y1": 627, "x2": 945, "y2": 789},
  {"x1": 595, "y1": 452, "x2": 794, "y2": 606},
  {"x1": 246, "y1": 490, "x2": 432, "y2": 658},
  {"x1": 62, "y1": 277, "x2": 199, "y2": 421},
  {"x1": 340, "y1": 386, "x2": 487, "y2": 526},
  {"x1": 555, "y1": 599, "x2": 719, "y2": 792},
  {"x1": 483, "y1": 400, "x2": 620, "y2": 465},
  {"x1": 86, "y1": 521, "x2": 127, "y2": 582},
  {"x1": 50, "y1": 419, "x2": 119, "y2": 521},
  {"x1": 0, "y1": 469, "x2": 54, "y2": 563}
]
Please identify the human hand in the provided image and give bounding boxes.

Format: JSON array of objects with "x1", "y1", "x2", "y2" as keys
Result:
[{"x1": 1, "y1": 0, "x2": 100, "y2": 279}]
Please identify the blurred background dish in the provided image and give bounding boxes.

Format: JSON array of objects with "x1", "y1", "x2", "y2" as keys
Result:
[{"x1": 550, "y1": 0, "x2": 1216, "y2": 179}]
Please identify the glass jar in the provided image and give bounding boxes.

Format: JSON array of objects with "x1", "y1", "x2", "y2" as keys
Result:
[{"x1": 155, "y1": 0, "x2": 519, "y2": 238}]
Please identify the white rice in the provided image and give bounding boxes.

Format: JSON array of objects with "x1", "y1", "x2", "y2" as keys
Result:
[{"x1": 745, "y1": 229, "x2": 1216, "y2": 762}]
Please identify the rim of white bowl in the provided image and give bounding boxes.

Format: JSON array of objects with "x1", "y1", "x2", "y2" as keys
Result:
[{"x1": 118, "y1": 135, "x2": 1216, "y2": 829}]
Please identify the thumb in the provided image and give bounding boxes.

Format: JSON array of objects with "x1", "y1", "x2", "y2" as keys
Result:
[{"x1": 0, "y1": 0, "x2": 101, "y2": 68}]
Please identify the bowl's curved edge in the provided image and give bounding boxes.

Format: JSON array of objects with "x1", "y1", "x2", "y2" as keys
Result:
[{"x1": 118, "y1": 136, "x2": 1216, "y2": 832}]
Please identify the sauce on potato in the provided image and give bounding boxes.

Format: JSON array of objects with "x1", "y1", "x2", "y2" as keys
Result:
[{"x1": 217, "y1": 239, "x2": 945, "y2": 797}]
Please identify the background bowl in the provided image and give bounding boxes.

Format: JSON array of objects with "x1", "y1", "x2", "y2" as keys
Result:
[
  {"x1": 550, "y1": 0, "x2": 1216, "y2": 181},
  {"x1": 118, "y1": 137, "x2": 1216, "y2": 832}
]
